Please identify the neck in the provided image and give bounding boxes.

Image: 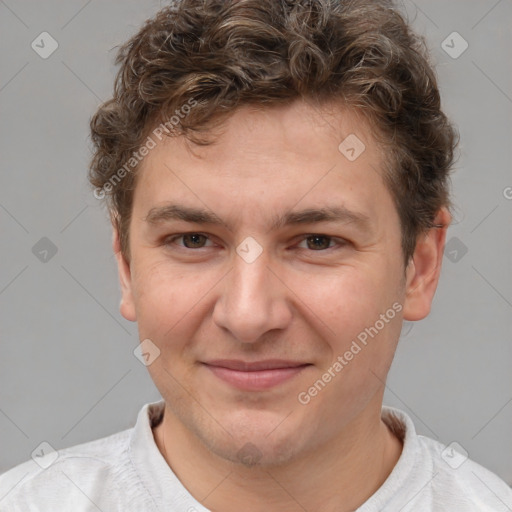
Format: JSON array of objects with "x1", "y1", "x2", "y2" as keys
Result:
[{"x1": 152, "y1": 398, "x2": 403, "y2": 512}]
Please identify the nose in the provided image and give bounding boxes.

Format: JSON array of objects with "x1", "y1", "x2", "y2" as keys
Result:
[{"x1": 212, "y1": 248, "x2": 293, "y2": 344}]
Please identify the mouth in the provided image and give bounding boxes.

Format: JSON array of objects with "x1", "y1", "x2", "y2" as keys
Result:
[{"x1": 202, "y1": 359, "x2": 312, "y2": 391}]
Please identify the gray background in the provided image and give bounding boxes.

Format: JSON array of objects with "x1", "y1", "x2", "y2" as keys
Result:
[{"x1": 1, "y1": 0, "x2": 511, "y2": 487}]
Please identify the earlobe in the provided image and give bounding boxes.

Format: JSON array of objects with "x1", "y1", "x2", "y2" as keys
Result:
[
  {"x1": 402, "y1": 207, "x2": 451, "y2": 321},
  {"x1": 112, "y1": 226, "x2": 137, "y2": 322}
]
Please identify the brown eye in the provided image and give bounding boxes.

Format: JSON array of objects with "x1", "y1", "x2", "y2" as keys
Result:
[
  {"x1": 304, "y1": 235, "x2": 333, "y2": 251},
  {"x1": 181, "y1": 233, "x2": 208, "y2": 248}
]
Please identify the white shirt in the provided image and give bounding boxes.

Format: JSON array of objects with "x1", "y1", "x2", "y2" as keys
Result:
[{"x1": 1, "y1": 400, "x2": 511, "y2": 511}]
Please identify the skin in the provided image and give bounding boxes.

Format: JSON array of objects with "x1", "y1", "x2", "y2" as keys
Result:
[{"x1": 113, "y1": 98, "x2": 450, "y2": 512}]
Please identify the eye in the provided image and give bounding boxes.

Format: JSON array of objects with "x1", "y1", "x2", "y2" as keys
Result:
[
  {"x1": 162, "y1": 232, "x2": 348, "y2": 253},
  {"x1": 164, "y1": 233, "x2": 214, "y2": 249},
  {"x1": 296, "y1": 234, "x2": 346, "y2": 251}
]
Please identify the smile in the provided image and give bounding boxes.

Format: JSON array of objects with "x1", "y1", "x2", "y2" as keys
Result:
[{"x1": 202, "y1": 360, "x2": 312, "y2": 391}]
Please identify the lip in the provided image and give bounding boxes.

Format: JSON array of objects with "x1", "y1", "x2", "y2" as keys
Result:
[{"x1": 203, "y1": 359, "x2": 312, "y2": 391}]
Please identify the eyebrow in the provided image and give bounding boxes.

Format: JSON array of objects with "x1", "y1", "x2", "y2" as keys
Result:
[{"x1": 144, "y1": 203, "x2": 371, "y2": 231}]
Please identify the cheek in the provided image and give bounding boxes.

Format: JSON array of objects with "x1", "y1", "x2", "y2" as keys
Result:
[
  {"x1": 130, "y1": 260, "x2": 194, "y2": 339},
  {"x1": 304, "y1": 264, "x2": 403, "y2": 369},
  {"x1": 305, "y1": 266, "x2": 388, "y2": 330}
]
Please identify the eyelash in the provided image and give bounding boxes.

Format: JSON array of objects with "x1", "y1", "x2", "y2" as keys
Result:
[{"x1": 163, "y1": 232, "x2": 348, "y2": 253}]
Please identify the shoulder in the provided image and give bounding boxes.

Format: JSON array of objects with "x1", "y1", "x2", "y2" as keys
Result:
[
  {"x1": 416, "y1": 434, "x2": 512, "y2": 511},
  {"x1": 0, "y1": 427, "x2": 153, "y2": 512},
  {"x1": 378, "y1": 407, "x2": 512, "y2": 511}
]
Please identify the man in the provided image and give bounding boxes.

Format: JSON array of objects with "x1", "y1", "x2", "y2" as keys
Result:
[{"x1": 1, "y1": 0, "x2": 511, "y2": 510}]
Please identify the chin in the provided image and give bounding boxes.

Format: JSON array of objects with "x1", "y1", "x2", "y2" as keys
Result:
[
  {"x1": 208, "y1": 434, "x2": 305, "y2": 468},
  {"x1": 200, "y1": 414, "x2": 311, "y2": 468}
]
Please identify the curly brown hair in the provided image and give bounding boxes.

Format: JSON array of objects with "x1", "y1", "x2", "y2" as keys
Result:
[{"x1": 88, "y1": 0, "x2": 459, "y2": 265}]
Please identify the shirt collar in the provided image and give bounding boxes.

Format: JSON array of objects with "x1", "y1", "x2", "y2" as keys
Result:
[
  {"x1": 129, "y1": 401, "x2": 420, "y2": 511},
  {"x1": 129, "y1": 400, "x2": 210, "y2": 511}
]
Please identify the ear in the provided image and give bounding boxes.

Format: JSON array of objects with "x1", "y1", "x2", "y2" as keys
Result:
[
  {"x1": 402, "y1": 207, "x2": 451, "y2": 321},
  {"x1": 112, "y1": 224, "x2": 137, "y2": 322}
]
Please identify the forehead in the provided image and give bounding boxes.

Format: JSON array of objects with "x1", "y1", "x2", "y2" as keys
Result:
[
  {"x1": 181, "y1": 100, "x2": 382, "y2": 166},
  {"x1": 132, "y1": 100, "x2": 395, "y2": 231}
]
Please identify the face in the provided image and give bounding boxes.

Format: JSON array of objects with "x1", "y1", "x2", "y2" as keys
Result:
[{"x1": 115, "y1": 99, "x2": 445, "y2": 466}]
